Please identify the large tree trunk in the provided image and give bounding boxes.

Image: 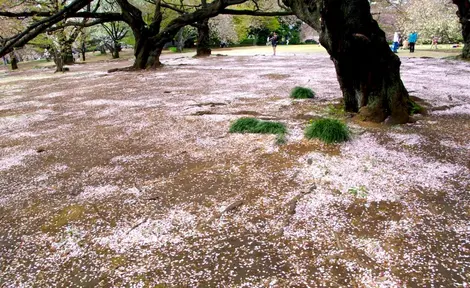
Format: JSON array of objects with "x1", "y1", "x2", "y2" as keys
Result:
[
  {"x1": 453, "y1": 0, "x2": 470, "y2": 59},
  {"x1": 196, "y1": 19, "x2": 211, "y2": 57},
  {"x1": 283, "y1": 0, "x2": 410, "y2": 124},
  {"x1": 10, "y1": 52, "x2": 18, "y2": 70},
  {"x1": 133, "y1": 36, "x2": 163, "y2": 69}
]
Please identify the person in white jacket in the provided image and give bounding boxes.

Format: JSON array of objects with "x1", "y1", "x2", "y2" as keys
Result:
[{"x1": 392, "y1": 32, "x2": 400, "y2": 53}]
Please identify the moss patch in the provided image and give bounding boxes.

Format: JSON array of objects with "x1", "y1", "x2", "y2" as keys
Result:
[
  {"x1": 41, "y1": 204, "x2": 86, "y2": 233},
  {"x1": 305, "y1": 118, "x2": 350, "y2": 144},
  {"x1": 408, "y1": 99, "x2": 425, "y2": 115},
  {"x1": 290, "y1": 86, "x2": 315, "y2": 99},
  {"x1": 229, "y1": 117, "x2": 287, "y2": 135},
  {"x1": 327, "y1": 103, "x2": 346, "y2": 117}
]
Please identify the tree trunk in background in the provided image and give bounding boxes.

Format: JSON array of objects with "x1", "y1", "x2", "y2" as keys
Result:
[
  {"x1": 61, "y1": 40, "x2": 74, "y2": 65},
  {"x1": 176, "y1": 28, "x2": 184, "y2": 53},
  {"x1": 53, "y1": 50, "x2": 65, "y2": 72},
  {"x1": 10, "y1": 52, "x2": 18, "y2": 70},
  {"x1": 81, "y1": 41, "x2": 86, "y2": 61},
  {"x1": 453, "y1": 0, "x2": 470, "y2": 59},
  {"x1": 196, "y1": 19, "x2": 211, "y2": 57},
  {"x1": 283, "y1": 0, "x2": 410, "y2": 124},
  {"x1": 112, "y1": 41, "x2": 120, "y2": 59},
  {"x1": 99, "y1": 45, "x2": 106, "y2": 55}
]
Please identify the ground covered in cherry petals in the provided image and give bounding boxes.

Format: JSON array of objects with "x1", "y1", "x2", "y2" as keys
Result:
[{"x1": 1, "y1": 50, "x2": 469, "y2": 287}]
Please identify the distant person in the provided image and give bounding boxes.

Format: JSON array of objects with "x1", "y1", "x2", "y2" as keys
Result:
[
  {"x1": 392, "y1": 32, "x2": 400, "y2": 53},
  {"x1": 431, "y1": 36, "x2": 439, "y2": 50},
  {"x1": 408, "y1": 31, "x2": 418, "y2": 53},
  {"x1": 266, "y1": 36, "x2": 270, "y2": 46},
  {"x1": 269, "y1": 32, "x2": 279, "y2": 56},
  {"x1": 402, "y1": 37, "x2": 409, "y2": 50},
  {"x1": 286, "y1": 38, "x2": 289, "y2": 46}
]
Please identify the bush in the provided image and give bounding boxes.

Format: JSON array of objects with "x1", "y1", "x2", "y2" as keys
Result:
[
  {"x1": 305, "y1": 118, "x2": 349, "y2": 143},
  {"x1": 168, "y1": 47, "x2": 178, "y2": 53},
  {"x1": 238, "y1": 38, "x2": 256, "y2": 46},
  {"x1": 230, "y1": 117, "x2": 286, "y2": 135},
  {"x1": 290, "y1": 87, "x2": 315, "y2": 99},
  {"x1": 304, "y1": 39, "x2": 318, "y2": 44}
]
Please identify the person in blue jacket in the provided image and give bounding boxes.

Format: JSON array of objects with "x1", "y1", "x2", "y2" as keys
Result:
[{"x1": 408, "y1": 31, "x2": 418, "y2": 53}]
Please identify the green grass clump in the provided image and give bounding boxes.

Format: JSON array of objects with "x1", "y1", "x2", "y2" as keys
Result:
[
  {"x1": 168, "y1": 47, "x2": 178, "y2": 53},
  {"x1": 305, "y1": 118, "x2": 349, "y2": 143},
  {"x1": 408, "y1": 99, "x2": 424, "y2": 115},
  {"x1": 229, "y1": 117, "x2": 287, "y2": 135},
  {"x1": 275, "y1": 133, "x2": 287, "y2": 145},
  {"x1": 290, "y1": 86, "x2": 315, "y2": 99}
]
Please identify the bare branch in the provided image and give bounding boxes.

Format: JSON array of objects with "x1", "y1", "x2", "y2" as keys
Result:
[
  {"x1": 221, "y1": 9, "x2": 293, "y2": 16},
  {"x1": 0, "y1": 0, "x2": 92, "y2": 57},
  {"x1": 160, "y1": 2, "x2": 186, "y2": 14},
  {"x1": 46, "y1": 18, "x2": 118, "y2": 32}
]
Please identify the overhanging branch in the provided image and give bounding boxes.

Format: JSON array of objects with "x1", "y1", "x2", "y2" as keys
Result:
[
  {"x1": 46, "y1": 18, "x2": 120, "y2": 32},
  {"x1": 221, "y1": 9, "x2": 293, "y2": 16},
  {"x1": 0, "y1": 0, "x2": 92, "y2": 57}
]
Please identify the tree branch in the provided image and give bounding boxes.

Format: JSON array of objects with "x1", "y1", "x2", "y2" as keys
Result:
[
  {"x1": 160, "y1": 2, "x2": 187, "y2": 14},
  {"x1": 0, "y1": 11, "x2": 122, "y2": 20},
  {"x1": 46, "y1": 18, "x2": 118, "y2": 32},
  {"x1": 221, "y1": 9, "x2": 293, "y2": 16},
  {"x1": 0, "y1": 0, "x2": 92, "y2": 57}
]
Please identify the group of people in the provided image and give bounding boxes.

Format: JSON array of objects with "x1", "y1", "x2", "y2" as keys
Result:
[
  {"x1": 392, "y1": 31, "x2": 443, "y2": 53},
  {"x1": 392, "y1": 31, "x2": 419, "y2": 53}
]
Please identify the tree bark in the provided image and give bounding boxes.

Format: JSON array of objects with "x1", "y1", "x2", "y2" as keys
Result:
[
  {"x1": 112, "y1": 41, "x2": 120, "y2": 58},
  {"x1": 57, "y1": 29, "x2": 75, "y2": 65},
  {"x1": 62, "y1": 43, "x2": 74, "y2": 65},
  {"x1": 133, "y1": 35, "x2": 163, "y2": 69},
  {"x1": 176, "y1": 28, "x2": 184, "y2": 53},
  {"x1": 99, "y1": 45, "x2": 106, "y2": 55},
  {"x1": 453, "y1": 0, "x2": 470, "y2": 59},
  {"x1": 283, "y1": 0, "x2": 410, "y2": 124},
  {"x1": 10, "y1": 52, "x2": 18, "y2": 70},
  {"x1": 54, "y1": 50, "x2": 65, "y2": 72},
  {"x1": 196, "y1": 19, "x2": 211, "y2": 57}
]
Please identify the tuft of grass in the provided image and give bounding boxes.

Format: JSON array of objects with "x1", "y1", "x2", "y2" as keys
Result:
[
  {"x1": 348, "y1": 186, "x2": 368, "y2": 198},
  {"x1": 41, "y1": 204, "x2": 86, "y2": 233},
  {"x1": 229, "y1": 117, "x2": 287, "y2": 135},
  {"x1": 275, "y1": 133, "x2": 287, "y2": 145},
  {"x1": 305, "y1": 118, "x2": 349, "y2": 143},
  {"x1": 408, "y1": 99, "x2": 424, "y2": 115},
  {"x1": 168, "y1": 47, "x2": 179, "y2": 53},
  {"x1": 290, "y1": 86, "x2": 315, "y2": 99}
]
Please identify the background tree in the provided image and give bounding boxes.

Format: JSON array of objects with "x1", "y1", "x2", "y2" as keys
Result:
[
  {"x1": 0, "y1": 0, "x2": 31, "y2": 69},
  {"x1": 397, "y1": 0, "x2": 462, "y2": 44},
  {"x1": 210, "y1": 15, "x2": 238, "y2": 44},
  {"x1": 101, "y1": 22, "x2": 128, "y2": 58}
]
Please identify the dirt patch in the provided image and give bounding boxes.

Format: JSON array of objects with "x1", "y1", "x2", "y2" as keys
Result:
[{"x1": 260, "y1": 73, "x2": 290, "y2": 80}]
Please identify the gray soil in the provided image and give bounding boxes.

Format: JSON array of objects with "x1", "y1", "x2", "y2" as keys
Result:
[{"x1": 0, "y1": 53, "x2": 469, "y2": 287}]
